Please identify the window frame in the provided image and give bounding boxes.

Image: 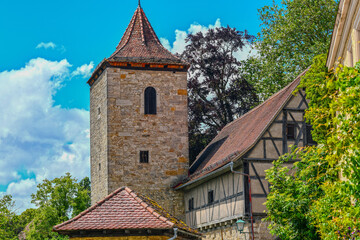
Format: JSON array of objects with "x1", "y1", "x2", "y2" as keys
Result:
[
  {"x1": 144, "y1": 87, "x2": 157, "y2": 115},
  {"x1": 208, "y1": 190, "x2": 214, "y2": 205},
  {"x1": 139, "y1": 151, "x2": 149, "y2": 163},
  {"x1": 188, "y1": 197, "x2": 194, "y2": 211},
  {"x1": 286, "y1": 123, "x2": 296, "y2": 140}
]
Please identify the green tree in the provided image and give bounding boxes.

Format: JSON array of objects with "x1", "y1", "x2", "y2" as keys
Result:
[
  {"x1": 26, "y1": 174, "x2": 91, "y2": 239},
  {"x1": 266, "y1": 54, "x2": 360, "y2": 239},
  {"x1": 0, "y1": 195, "x2": 36, "y2": 240},
  {"x1": 241, "y1": 0, "x2": 338, "y2": 101},
  {"x1": 0, "y1": 194, "x2": 17, "y2": 239}
]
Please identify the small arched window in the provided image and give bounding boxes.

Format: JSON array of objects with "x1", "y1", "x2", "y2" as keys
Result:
[{"x1": 144, "y1": 87, "x2": 157, "y2": 114}]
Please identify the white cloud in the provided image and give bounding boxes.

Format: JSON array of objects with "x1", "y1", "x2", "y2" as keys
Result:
[
  {"x1": 0, "y1": 58, "x2": 90, "y2": 212},
  {"x1": 36, "y1": 42, "x2": 66, "y2": 53},
  {"x1": 6, "y1": 179, "x2": 37, "y2": 212},
  {"x1": 233, "y1": 43, "x2": 258, "y2": 61},
  {"x1": 72, "y1": 62, "x2": 94, "y2": 78},
  {"x1": 161, "y1": 18, "x2": 254, "y2": 61},
  {"x1": 162, "y1": 19, "x2": 222, "y2": 54},
  {"x1": 170, "y1": 30, "x2": 189, "y2": 54},
  {"x1": 160, "y1": 38, "x2": 171, "y2": 51},
  {"x1": 36, "y1": 42, "x2": 57, "y2": 49}
]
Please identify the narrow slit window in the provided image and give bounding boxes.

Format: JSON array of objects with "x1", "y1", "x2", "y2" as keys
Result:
[
  {"x1": 286, "y1": 123, "x2": 295, "y2": 140},
  {"x1": 208, "y1": 190, "x2": 214, "y2": 204},
  {"x1": 140, "y1": 151, "x2": 149, "y2": 163},
  {"x1": 188, "y1": 197, "x2": 194, "y2": 211},
  {"x1": 144, "y1": 87, "x2": 157, "y2": 114}
]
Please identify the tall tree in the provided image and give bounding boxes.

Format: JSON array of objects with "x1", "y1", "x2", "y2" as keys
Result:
[
  {"x1": 25, "y1": 174, "x2": 91, "y2": 239},
  {"x1": 240, "y1": 0, "x2": 339, "y2": 100},
  {"x1": 182, "y1": 27, "x2": 259, "y2": 163}
]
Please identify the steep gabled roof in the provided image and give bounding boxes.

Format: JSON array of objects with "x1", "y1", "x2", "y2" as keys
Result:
[
  {"x1": 178, "y1": 69, "x2": 308, "y2": 187},
  {"x1": 53, "y1": 187, "x2": 199, "y2": 236}
]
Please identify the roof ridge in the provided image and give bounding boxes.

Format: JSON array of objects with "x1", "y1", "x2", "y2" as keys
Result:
[
  {"x1": 139, "y1": 8, "x2": 158, "y2": 45},
  {"x1": 223, "y1": 76, "x2": 299, "y2": 131},
  {"x1": 53, "y1": 187, "x2": 127, "y2": 230},
  {"x1": 139, "y1": 7, "x2": 145, "y2": 43},
  {"x1": 124, "y1": 187, "x2": 175, "y2": 228},
  {"x1": 138, "y1": 7, "x2": 183, "y2": 62}
]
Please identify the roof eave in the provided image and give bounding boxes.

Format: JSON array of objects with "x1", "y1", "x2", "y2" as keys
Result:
[
  {"x1": 87, "y1": 59, "x2": 189, "y2": 87},
  {"x1": 175, "y1": 160, "x2": 243, "y2": 190}
]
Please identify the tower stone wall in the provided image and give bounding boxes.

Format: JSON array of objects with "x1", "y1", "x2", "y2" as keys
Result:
[
  {"x1": 90, "y1": 71, "x2": 109, "y2": 203},
  {"x1": 90, "y1": 67, "x2": 189, "y2": 219}
]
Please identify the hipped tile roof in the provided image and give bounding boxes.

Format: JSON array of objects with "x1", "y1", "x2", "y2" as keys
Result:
[
  {"x1": 87, "y1": 4, "x2": 188, "y2": 86},
  {"x1": 108, "y1": 5, "x2": 184, "y2": 65},
  {"x1": 53, "y1": 187, "x2": 199, "y2": 236},
  {"x1": 180, "y1": 69, "x2": 308, "y2": 186}
]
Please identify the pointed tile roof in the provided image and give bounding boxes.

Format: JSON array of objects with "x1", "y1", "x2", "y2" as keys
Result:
[
  {"x1": 53, "y1": 187, "x2": 200, "y2": 237},
  {"x1": 176, "y1": 69, "x2": 308, "y2": 187},
  {"x1": 87, "y1": 5, "x2": 188, "y2": 86},
  {"x1": 108, "y1": 5, "x2": 183, "y2": 65}
]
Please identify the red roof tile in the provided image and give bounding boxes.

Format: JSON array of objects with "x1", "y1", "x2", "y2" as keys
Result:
[
  {"x1": 181, "y1": 69, "x2": 308, "y2": 185},
  {"x1": 53, "y1": 187, "x2": 199, "y2": 235},
  {"x1": 87, "y1": 4, "x2": 188, "y2": 86},
  {"x1": 108, "y1": 5, "x2": 184, "y2": 65}
]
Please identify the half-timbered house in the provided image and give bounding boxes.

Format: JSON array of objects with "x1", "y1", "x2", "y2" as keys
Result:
[{"x1": 176, "y1": 70, "x2": 314, "y2": 240}]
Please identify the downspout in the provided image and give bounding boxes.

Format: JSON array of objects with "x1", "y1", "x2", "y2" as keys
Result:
[{"x1": 168, "y1": 228, "x2": 178, "y2": 240}]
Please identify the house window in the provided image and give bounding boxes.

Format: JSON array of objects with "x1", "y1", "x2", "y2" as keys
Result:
[
  {"x1": 286, "y1": 123, "x2": 295, "y2": 140},
  {"x1": 140, "y1": 151, "x2": 149, "y2": 163},
  {"x1": 188, "y1": 197, "x2": 194, "y2": 211},
  {"x1": 306, "y1": 124, "x2": 316, "y2": 145},
  {"x1": 208, "y1": 190, "x2": 214, "y2": 204},
  {"x1": 144, "y1": 87, "x2": 157, "y2": 114}
]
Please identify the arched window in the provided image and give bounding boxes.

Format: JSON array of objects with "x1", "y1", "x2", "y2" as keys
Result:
[{"x1": 144, "y1": 87, "x2": 157, "y2": 114}]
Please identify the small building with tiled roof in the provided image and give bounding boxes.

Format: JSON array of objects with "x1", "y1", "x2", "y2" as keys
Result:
[
  {"x1": 175, "y1": 70, "x2": 314, "y2": 239},
  {"x1": 54, "y1": 187, "x2": 201, "y2": 239}
]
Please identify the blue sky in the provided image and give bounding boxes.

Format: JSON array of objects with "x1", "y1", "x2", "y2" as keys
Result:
[{"x1": 0, "y1": 0, "x2": 270, "y2": 211}]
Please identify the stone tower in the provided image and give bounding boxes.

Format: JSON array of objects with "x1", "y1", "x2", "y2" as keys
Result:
[{"x1": 88, "y1": 3, "x2": 189, "y2": 219}]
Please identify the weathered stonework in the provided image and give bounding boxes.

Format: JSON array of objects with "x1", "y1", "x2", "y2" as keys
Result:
[
  {"x1": 90, "y1": 67, "x2": 189, "y2": 219},
  {"x1": 201, "y1": 220, "x2": 275, "y2": 240},
  {"x1": 71, "y1": 237, "x2": 170, "y2": 240},
  {"x1": 90, "y1": 70, "x2": 109, "y2": 203}
]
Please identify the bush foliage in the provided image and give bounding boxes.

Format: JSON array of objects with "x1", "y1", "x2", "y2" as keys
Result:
[{"x1": 266, "y1": 54, "x2": 360, "y2": 239}]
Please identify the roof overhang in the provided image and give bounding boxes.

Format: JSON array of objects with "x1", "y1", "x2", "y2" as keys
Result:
[
  {"x1": 175, "y1": 159, "x2": 243, "y2": 190},
  {"x1": 56, "y1": 228, "x2": 201, "y2": 239},
  {"x1": 87, "y1": 59, "x2": 189, "y2": 87}
]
